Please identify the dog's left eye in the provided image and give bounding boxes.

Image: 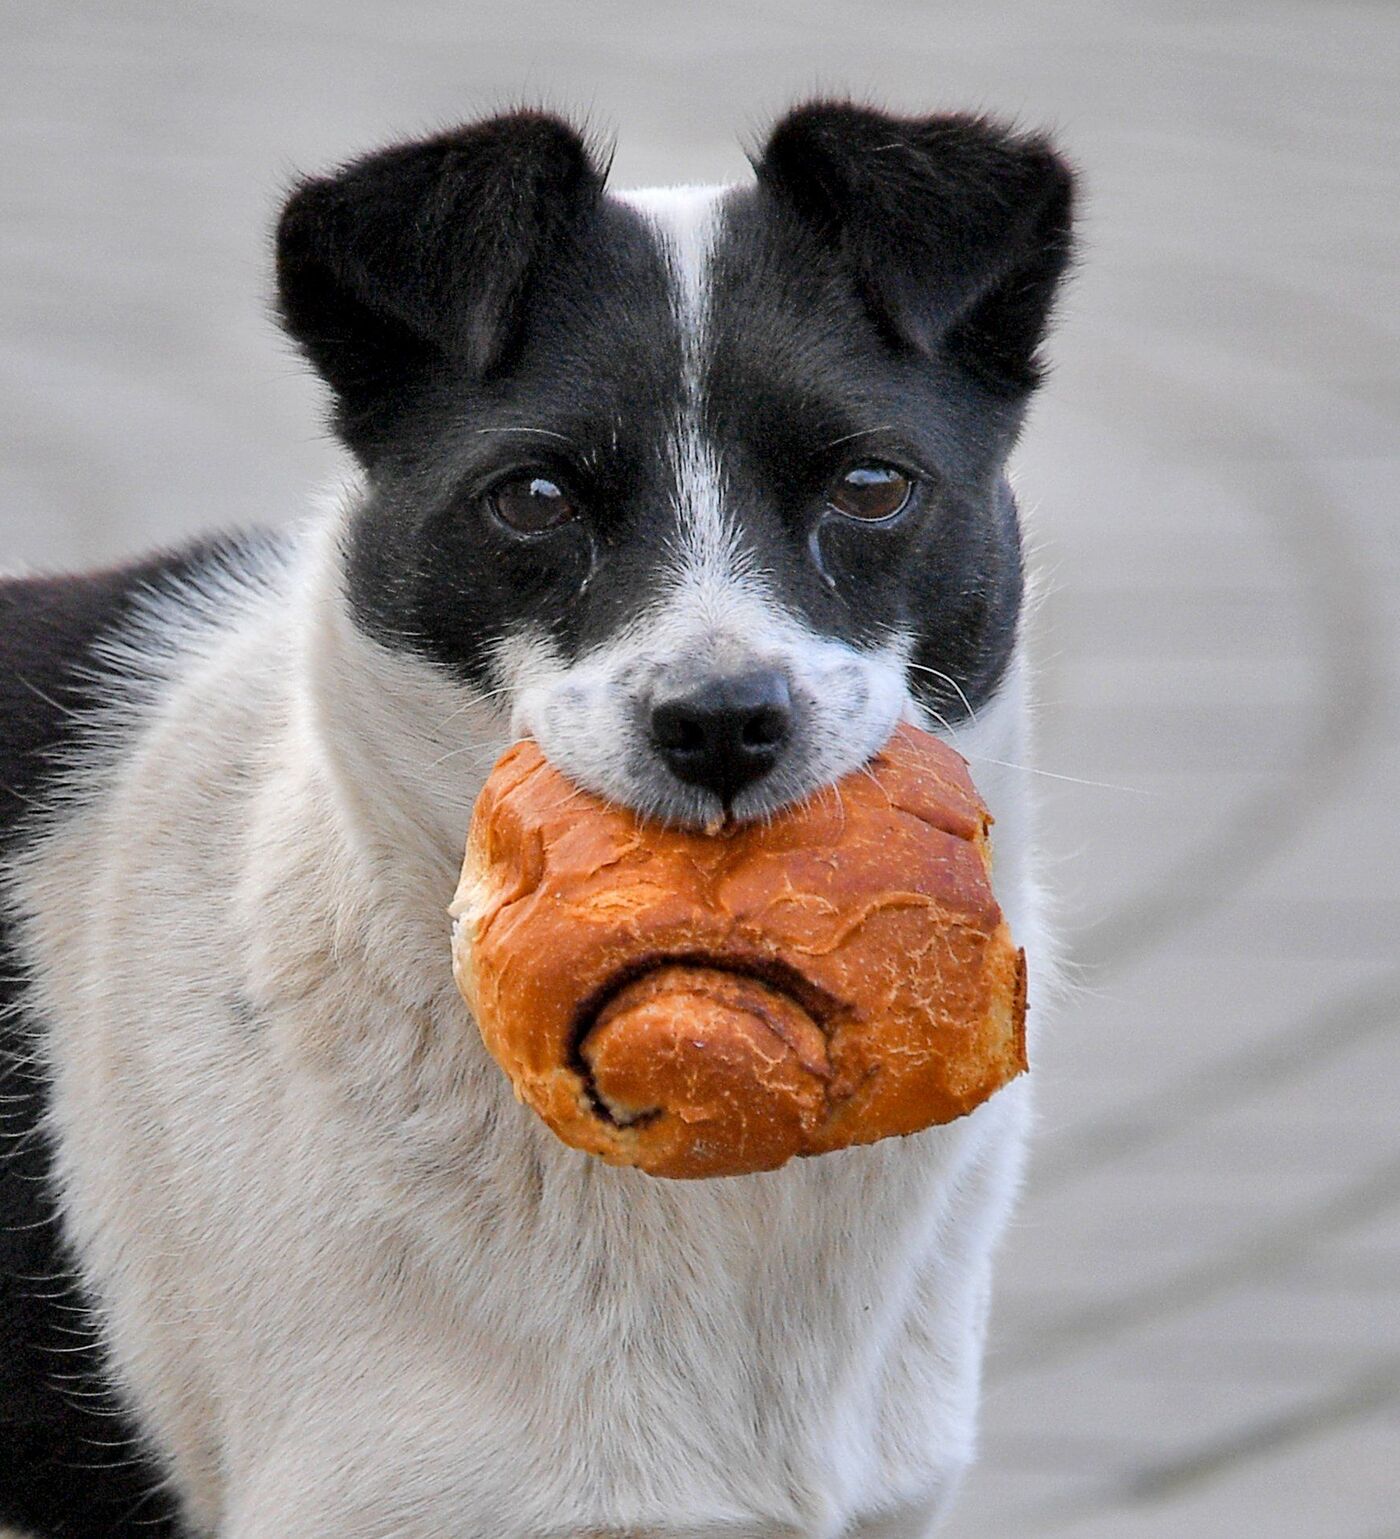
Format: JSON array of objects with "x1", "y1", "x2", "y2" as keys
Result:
[
  {"x1": 489, "y1": 474, "x2": 579, "y2": 534},
  {"x1": 827, "y1": 463, "x2": 914, "y2": 522}
]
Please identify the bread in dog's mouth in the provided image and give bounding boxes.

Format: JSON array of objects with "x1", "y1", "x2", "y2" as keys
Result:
[{"x1": 450, "y1": 725, "x2": 1027, "y2": 1178}]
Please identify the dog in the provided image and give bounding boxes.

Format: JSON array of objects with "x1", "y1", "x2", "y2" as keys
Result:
[{"x1": 0, "y1": 103, "x2": 1073, "y2": 1538}]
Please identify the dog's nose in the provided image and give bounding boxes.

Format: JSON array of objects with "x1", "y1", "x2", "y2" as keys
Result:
[{"x1": 650, "y1": 671, "x2": 793, "y2": 804}]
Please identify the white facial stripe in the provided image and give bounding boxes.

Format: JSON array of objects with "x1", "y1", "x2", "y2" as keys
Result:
[
  {"x1": 617, "y1": 185, "x2": 741, "y2": 604},
  {"x1": 617, "y1": 184, "x2": 720, "y2": 382},
  {"x1": 666, "y1": 428, "x2": 756, "y2": 620}
]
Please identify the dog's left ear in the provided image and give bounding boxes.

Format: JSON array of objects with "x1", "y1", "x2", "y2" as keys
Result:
[
  {"x1": 276, "y1": 112, "x2": 606, "y2": 463},
  {"x1": 753, "y1": 103, "x2": 1074, "y2": 393}
]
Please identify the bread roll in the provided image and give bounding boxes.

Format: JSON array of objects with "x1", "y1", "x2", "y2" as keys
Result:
[{"x1": 449, "y1": 724, "x2": 1026, "y2": 1178}]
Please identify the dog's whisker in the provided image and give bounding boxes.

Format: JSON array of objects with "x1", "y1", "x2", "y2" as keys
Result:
[
  {"x1": 429, "y1": 685, "x2": 516, "y2": 735},
  {"x1": 904, "y1": 661, "x2": 977, "y2": 722},
  {"x1": 963, "y1": 754, "x2": 1152, "y2": 796},
  {"x1": 425, "y1": 741, "x2": 515, "y2": 773}
]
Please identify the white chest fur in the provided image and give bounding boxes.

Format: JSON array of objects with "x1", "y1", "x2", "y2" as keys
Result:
[{"x1": 10, "y1": 516, "x2": 1044, "y2": 1539}]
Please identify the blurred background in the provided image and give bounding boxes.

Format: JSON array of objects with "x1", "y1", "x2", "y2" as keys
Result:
[{"x1": 2, "y1": 2, "x2": 1397, "y2": 1534}]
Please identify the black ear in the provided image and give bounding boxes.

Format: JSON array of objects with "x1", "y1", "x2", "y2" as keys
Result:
[
  {"x1": 754, "y1": 102, "x2": 1074, "y2": 393},
  {"x1": 276, "y1": 112, "x2": 606, "y2": 461}
]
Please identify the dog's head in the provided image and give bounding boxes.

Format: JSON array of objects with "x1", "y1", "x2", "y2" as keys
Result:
[{"x1": 277, "y1": 105, "x2": 1072, "y2": 829}]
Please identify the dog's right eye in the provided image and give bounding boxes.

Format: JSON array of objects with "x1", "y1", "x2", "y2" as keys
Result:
[
  {"x1": 488, "y1": 474, "x2": 579, "y2": 534},
  {"x1": 827, "y1": 462, "x2": 914, "y2": 522}
]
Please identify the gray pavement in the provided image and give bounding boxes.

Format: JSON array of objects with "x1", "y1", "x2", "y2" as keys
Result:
[{"x1": 3, "y1": 2, "x2": 1398, "y2": 1535}]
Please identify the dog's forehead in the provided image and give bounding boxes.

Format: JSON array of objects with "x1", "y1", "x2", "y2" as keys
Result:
[
  {"x1": 499, "y1": 180, "x2": 889, "y2": 466},
  {"x1": 488, "y1": 183, "x2": 736, "y2": 452},
  {"x1": 603, "y1": 183, "x2": 727, "y2": 418},
  {"x1": 611, "y1": 183, "x2": 727, "y2": 312},
  {"x1": 600, "y1": 180, "x2": 901, "y2": 445}
]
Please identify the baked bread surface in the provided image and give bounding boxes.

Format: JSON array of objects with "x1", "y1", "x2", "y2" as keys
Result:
[{"x1": 450, "y1": 724, "x2": 1026, "y2": 1178}]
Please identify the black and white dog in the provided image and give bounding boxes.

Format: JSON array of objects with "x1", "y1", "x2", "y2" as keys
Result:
[{"x1": 0, "y1": 104, "x2": 1072, "y2": 1538}]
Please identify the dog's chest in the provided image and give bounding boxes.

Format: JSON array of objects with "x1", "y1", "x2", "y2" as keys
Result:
[
  {"x1": 193, "y1": 1043, "x2": 1010, "y2": 1539},
  {"x1": 25, "y1": 806, "x2": 1014, "y2": 1536}
]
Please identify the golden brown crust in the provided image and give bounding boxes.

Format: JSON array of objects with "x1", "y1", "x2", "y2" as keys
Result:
[{"x1": 449, "y1": 723, "x2": 1027, "y2": 1178}]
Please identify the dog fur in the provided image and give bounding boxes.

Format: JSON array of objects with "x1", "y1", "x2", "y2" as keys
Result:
[{"x1": 0, "y1": 104, "x2": 1072, "y2": 1538}]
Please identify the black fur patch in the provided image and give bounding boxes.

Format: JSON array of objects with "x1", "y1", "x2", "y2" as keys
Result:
[
  {"x1": 339, "y1": 188, "x2": 688, "y2": 692},
  {"x1": 699, "y1": 167, "x2": 1036, "y2": 722},
  {"x1": 277, "y1": 113, "x2": 608, "y2": 466},
  {"x1": 754, "y1": 102, "x2": 1075, "y2": 394},
  {"x1": 0, "y1": 548, "x2": 252, "y2": 1539}
]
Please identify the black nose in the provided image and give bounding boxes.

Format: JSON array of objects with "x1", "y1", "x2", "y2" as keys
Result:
[{"x1": 650, "y1": 671, "x2": 793, "y2": 805}]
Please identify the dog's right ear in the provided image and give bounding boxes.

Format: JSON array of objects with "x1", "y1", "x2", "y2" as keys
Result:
[
  {"x1": 753, "y1": 103, "x2": 1074, "y2": 396},
  {"x1": 276, "y1": 113, "x2": 605, "y2": 463}
]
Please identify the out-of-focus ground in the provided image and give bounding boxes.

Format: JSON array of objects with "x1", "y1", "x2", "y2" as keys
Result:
[{"x1": 2, "y1": 2, "x2": 1397, "y2": 1535}]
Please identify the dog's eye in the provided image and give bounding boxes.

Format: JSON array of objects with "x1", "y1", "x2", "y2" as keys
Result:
[
  {"x1": 827, "y1": 463, "x2": 914, "y2": 522},
  {"x1": 489, "y1": 474, "x2": 578, "y2": 534}
]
